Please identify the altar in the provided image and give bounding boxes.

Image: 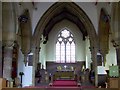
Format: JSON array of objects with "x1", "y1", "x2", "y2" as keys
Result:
[
  {"x1": 46, "y1": 61, "x2": 85, "y2": 80},
  {"x1": 54, "y1": 70, "x2": 74, "y2": 80},
  {"x1": 53, "y1": 65, "x2": 75, "y2": 80}
]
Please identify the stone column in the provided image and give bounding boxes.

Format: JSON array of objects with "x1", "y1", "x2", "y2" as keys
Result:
[
  {"x1": 101, "y1": 52, "x2": 107, "y2": 66},
  {"x1": 111, "y1": 2, "x2": 120, "y2": 66},
  {"x1": 114, "y1": 2, "x2": 120, "y2": 67},
  {"x1": 2, "y1": 2, "x2": 16, "y2": 80},
  {"x1": 116, "y1": 47, "x2": 120, "y2": 67},
  {"x1": 32, "y1": 47, "x2": 36, "y2": 86},
  {"x1": 32, "y1": 47, "x2": 40, "y2": 86},
  {"x1": 0, "y1": 43, "x2": 2, "y2": 77},
  {"x1": 111, "y1": 40, "x2": 120, "y2": 67},
  {"x1": 35, "y1": 47, "x2": 40, "y2": 70},
  {"x1": 95, "y1": 49, "x2": 98, "y2": 87},
  {"x1": 3, "y1": 45, "x2": 13, "y2": 80},
  {"x1": 0, "y1": 2, "x2": 2, "y2": 77},
  {"x1": 92, "y1": 47, "x2": 98, "y2": 87}
]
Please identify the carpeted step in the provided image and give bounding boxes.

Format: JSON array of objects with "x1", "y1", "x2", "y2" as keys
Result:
[{"x1": 52, "y1": 80, "x2": 77, "y2": 86}]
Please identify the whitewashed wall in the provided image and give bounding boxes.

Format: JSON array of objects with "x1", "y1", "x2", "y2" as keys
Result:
[
  {"x1": 106, "y1": 37, "x2": 117, "y2": 70},
  {"x1": 85, "y1": 37, "x2": 92, "y2": 69},
  {"x1": 47, "y1": 20, "x2": 86, "y2": 62},
  {"x1": 31, "y1": 2, "x2": 54, "y2": 34},
  {"x1": 22, "y1": 65, "x2": 32, "y2": 87},
  {"x1": 39, "y1": 43, "x2": 47, "y2": 69},
  {"x1": 76, "y1": 2, "x2": 98, "y2": 34},
  {"x1": 18, "y1": 50, "x2": 33, "y2": 87},
  {"x1": 39, "y1": 19, "x2": 88, "y2": 68}
]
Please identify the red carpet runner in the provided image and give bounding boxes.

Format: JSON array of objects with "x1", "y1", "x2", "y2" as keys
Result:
[
  {"x1": 52, "y1": 80, "x2": 77, "y2": 86},
  {"x1": 25, "y1": 80, "x2": 95, "y2": 90}
]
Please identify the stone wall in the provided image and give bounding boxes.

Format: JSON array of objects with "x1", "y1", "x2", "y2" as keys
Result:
[{"x1": 0, "y1": 41, "x2": 2, "y2": 77}]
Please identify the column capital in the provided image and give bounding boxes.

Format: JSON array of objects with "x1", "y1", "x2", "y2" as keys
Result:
[
  {"x1": 111, "y1": 39, "x2": 120, "y2": 49},
  {"x1": 35, "y1": 47, "x2": 41, "y2": 53},
  {"x1": 2, "y1": 40, "x2": 14, "y2": 48},
  {"x1": 89, "y1": 46, "x2": 98, "y2": 52}
]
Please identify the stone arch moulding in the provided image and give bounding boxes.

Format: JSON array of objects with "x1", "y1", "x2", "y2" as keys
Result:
[
  {"x1": 32, "y1": 2, "x2": 98, "y2": 86},
  {"x1": 33, "y1": 2, "x2": 97, "y2": 48}
]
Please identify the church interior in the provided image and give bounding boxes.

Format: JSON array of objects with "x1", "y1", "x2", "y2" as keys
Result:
[{"x1": 0, "y1": 1, "x2": 120, "y2": 90}]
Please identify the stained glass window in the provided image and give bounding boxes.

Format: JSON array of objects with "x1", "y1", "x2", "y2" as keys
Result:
[{"x1": 56, "y1": 29, "x2": 75, "y2": 63}]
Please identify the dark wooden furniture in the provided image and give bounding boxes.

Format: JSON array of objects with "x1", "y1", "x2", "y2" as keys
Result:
[
  {"x1": 53, "y1": 71, "x2": 74, "y2": 80},
  {"x1": 108, "y1": 77, "x2": 120, "y2": 88},
  {"x1": 0, "y1": 78, "x2": 6, "y2": 90}
]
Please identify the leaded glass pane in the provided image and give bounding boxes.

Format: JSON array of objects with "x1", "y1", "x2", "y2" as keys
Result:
[
  {"x1": 69, "y1": 37, "x2": 73, "y2": 42},
  {"x1": 61, "y1": 29, "x2": 69, "y2": 38},
  {"x1": 58, "y1": 37, "x2": 62, "y2": 42},
  {"x1": 56, "y1": 29, "x2": 75, "y2": 63}
]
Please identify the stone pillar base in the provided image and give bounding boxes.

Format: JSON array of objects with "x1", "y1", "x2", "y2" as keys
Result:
[{"x1": 3, "y1": 46, "x2": 13, "y2": 80}]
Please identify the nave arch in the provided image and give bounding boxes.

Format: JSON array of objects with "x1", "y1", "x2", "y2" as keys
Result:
[{"x1": 32, "y1": 2, "x2": 98, "y2": 86}]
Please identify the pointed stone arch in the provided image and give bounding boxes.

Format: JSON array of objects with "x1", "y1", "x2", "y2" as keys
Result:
[
  {"x1": 33, "y1": 2, "x2": 97, "y2": 47},
  {"x1": 32, "y1": 2, "x2": 98, "y2": 86}
]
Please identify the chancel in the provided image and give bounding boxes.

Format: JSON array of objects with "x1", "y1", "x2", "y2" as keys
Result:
[{"x1": 0, "y1": 1, "x2": 120, "y2": 90}]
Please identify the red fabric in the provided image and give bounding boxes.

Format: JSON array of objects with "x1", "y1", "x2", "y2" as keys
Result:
[
  {"x1": 52, "y1": 80, "x2": 77, "y2": 86},
  {"x1": 25, "y1": 80, "x2": 95, "y2": 89}
]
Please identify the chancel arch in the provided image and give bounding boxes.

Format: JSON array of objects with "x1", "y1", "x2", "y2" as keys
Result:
[{"x1": 33, "y1": 2, "x2": 98, "y2": 86}]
